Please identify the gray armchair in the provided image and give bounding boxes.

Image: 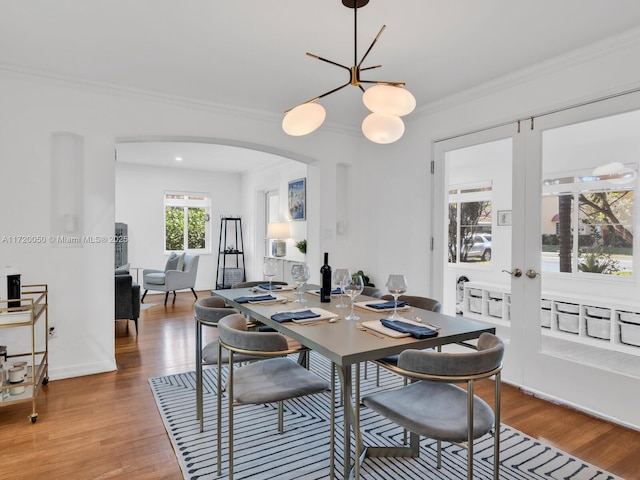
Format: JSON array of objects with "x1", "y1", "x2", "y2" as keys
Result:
[
  {"x1": 141, "y1": 253, "x2": 199, "y2": 305},
  {"x1": 115, "y1": 274, "x2": 140, "y2": 333}
]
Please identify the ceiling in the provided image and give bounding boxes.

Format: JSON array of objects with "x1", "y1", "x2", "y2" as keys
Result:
[{"x1": 3, "y1": 0, "x2": 640, "y2": 170}]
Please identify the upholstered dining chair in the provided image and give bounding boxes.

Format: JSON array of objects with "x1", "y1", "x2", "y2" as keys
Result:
[
  {"x1": 194, "y1": 297, "x2": 305, "y2": 432},
  {"x1": 362, "y1": 285, "x2": 383, "y2": 298},
  {"x1": 364, "y1": 332, "x2": 504, "y2": 480},
  {"x1": 216, "y1": 314, "x2": 330, "y2": 479},
  {"x1": 141, "y1": 253, "x2": 199, "y2": 305},
  {"x1": 374, "y1": 294, "x2": 442, "y2": 385}
]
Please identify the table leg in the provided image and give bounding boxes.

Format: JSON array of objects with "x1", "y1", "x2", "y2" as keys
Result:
[
  {"x1": 335, "y1": 363, "x2": 366, "y2": 480},
  {"x1": 195, "y1": 320, "x2": 204, "y2": 432}
]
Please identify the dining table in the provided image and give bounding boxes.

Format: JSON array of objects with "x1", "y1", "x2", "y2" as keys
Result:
[{"x1": 212, "y1": 286, "x2": 496, "y2": 479}]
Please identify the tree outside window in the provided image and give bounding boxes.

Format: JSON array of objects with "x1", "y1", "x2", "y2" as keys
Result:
[
  {"x1": 164, "y1": 193, "x2": 210, "y2": 252},
  {"x1": 542, "y1": 183, "x2": 633, "y2": 276}
]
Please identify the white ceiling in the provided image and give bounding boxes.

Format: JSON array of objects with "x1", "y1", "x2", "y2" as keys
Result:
[{"x1": 3, "y1": 0, "x2": 640, "y2": 171}]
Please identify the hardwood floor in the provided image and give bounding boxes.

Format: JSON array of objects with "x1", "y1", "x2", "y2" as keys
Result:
[{"x1": 1, "y1": 291, "x2": 638, "y2": 479}]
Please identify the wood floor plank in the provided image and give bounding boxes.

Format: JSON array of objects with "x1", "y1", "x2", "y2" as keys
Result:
[{"x1": 0, "y1": 290, "x2": 638, "y2": 479}]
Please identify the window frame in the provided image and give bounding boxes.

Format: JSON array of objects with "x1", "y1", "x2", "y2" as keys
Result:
[{"x1": 163, "y1": 191, "x2": 211, "y2": 254}]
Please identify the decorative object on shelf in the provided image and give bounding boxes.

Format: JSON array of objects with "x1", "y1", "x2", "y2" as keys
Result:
[
  {"x1": 281, "y1": 0, "x2": 415, "y2": 144},
  {"x1": 295, "y1": 239, "x2": 307, "y2": 254},
  {"x1": 288, "y1": 178, "x2": 306, "y2": 221},
  {"x1": 267, "y1": 222, "x2": 291, "y2": 257}
]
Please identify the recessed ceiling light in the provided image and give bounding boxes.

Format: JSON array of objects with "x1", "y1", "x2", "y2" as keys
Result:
[{"x1": 175, "y1": 157, "x2": 183, "y2": 162}]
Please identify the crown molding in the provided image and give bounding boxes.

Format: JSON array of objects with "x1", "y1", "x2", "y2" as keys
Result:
[{"x1": 414, "y1": 26, "x2": 640, "y2": 118}]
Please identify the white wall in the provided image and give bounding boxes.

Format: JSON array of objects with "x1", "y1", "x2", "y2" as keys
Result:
[
  {"x1": 115, "y1": 162, "x2": 242, "y2": 291},
  {"x1": 241, "y1": 160, "x2": 309, "y2": 282},
  {"x1": 0, "y1": 71, "x2": 357, "y2": 381}
]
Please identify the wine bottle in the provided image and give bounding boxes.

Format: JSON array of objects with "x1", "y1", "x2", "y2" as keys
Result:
[{"x1": 320, "y1": 252, "x2": 332, "y2": 303}]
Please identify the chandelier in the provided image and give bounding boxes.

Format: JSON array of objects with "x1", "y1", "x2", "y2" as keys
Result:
[{"x1": 282, "y1": 0, "x2": 416, "y2": 144}]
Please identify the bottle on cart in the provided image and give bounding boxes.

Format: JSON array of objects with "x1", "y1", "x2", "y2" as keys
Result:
[{"x1": 320, "y1": 252, "x2": 332, "y2": 303}]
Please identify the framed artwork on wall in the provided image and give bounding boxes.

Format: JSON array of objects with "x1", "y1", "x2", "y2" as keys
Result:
[{"x1": 288, "y1": 178, "x2": 306, "y2": 221}]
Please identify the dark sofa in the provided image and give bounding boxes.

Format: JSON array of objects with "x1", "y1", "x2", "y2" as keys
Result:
[{"x1": 115, "y1": 269, "x2": 141, "y2": 334}]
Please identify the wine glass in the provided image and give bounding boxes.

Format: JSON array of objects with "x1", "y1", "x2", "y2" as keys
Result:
[
  {"x1": 291, "y1": 263, "x2": 310, "y2": 303},
  {"x1": 344, "y1": 274, "x2": 364, "y2": 321},
  {"x1": 386, "y1": 274, "x2": 408, "y2": 320},
  {"x1": 333, "y1": 268, "x2": 351, "y2": 308},
  {"x1": 263, "y1": 257, "x2": 279, "y2": 289}
]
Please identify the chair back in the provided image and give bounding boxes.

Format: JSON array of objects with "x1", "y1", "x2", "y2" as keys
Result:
[
  {"x1": 398, "y1": 332, "x2": 503, "y2": 380},
  {"x1": 362, "y1": 286, "x2": 382, "y2": 298},
  {"x1": 218, "y1": 314, "x2": 289, "y2": 354},
  {"x1": 381, "y1": 294, "x2": 442, "y2": 313},
  {"x1": 194, "y1": 296, "x2": 235, "y2": 326},
  {"x1": 183, "y1": 254, "x2": 199, "y2": 272}
]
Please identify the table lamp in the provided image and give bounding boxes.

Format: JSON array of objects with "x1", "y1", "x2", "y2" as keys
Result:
[{"x1": 267, "y1": 222, "x2": 291, "y2": 257}]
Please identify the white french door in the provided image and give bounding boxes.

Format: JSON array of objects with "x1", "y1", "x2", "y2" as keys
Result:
[{"x1": 433, "y1": 90, "x2": 640, "y2": 427}]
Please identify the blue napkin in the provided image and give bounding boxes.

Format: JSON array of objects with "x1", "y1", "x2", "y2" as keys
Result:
[
  {"x1": 314, "y1": 288, "x2": 343, "y2": 295},
  {"x1": 271, "y1": 310, "x2": 321, "y2": 323},
  {"x1": 380, "y1": 319, "x2": 438, "y2": 339},
  {"x1": 233, "y1": 294, "x2": 276, "y2": 304},
  {"x1": 367, "y1": 300, "x2": 409, "y2": 310},
  {"x1": 258, "y1": 284, "x2": 282, "y2": 290}
]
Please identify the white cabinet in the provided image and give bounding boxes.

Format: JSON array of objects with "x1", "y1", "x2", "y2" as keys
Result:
[{"x1": 463, "y1": 281, "x2": 640, "y2": 356}]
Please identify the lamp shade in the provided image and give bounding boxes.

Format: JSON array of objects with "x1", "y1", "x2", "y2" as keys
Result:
[
  {"x1": 266, "y1": 222, "x2": 291, "y2": 239},
  {"x1": 362, "y1": 85, "x2": 416, "y2": 116},
  {"x1": 362, "y1": 113, "x2": 405, "y2": 144},
  {"x1": 282, "y1": 103, "x2": 326, "y2": 136}
]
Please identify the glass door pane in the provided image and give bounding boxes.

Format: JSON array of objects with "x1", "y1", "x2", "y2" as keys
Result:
[{"x1": 433, "y1": 126, "x2": 522, "y2": 381}]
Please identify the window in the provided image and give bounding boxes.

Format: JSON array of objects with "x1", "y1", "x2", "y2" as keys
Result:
[
  {"x1": 542, "y1": 172, "x2": 634, "y2": 276},
  {"x1": 164, "y1": 192, "x2": 211, "y2": 253},
  {"x1": 448, "y1": 185, "x2": 493, "y2": 263}
]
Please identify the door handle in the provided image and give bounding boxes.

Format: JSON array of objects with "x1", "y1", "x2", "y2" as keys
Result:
[
  {"x1": 502, "y1": 268, "x2": 522, "y2": 278},
  {"x1": 526, "y1": 269, "x2": 540, "y2": 279}
]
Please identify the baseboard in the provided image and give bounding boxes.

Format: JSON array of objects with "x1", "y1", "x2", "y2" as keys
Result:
[{"x1": 48, "y1": 360, "x2": 117, "y2": 381}]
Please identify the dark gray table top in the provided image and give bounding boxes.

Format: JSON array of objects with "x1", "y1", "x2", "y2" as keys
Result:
[{"x1": 213, "y1": 288, "x2": 496, "y2": 367}]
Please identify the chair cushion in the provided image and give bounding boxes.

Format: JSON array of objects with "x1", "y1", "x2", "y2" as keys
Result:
[
  {"x1": 145, "y1": 272, "x2": 166, "y2": 285},
  {"x1": 231, "y1": 357, "x2": 328, "y2": 404},
  {"x1": 362, "y1": 380, "x2": 494, "y2": 443},
  {"x1": 176, "y1": 252, "x2": 186, "y2": 270},
  {"x1": 165, "y1": 252, "x2": 180, "y2": 271}
]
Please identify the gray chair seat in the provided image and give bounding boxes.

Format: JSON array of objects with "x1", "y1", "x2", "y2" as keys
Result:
[
  {"x1": 363, "y1": 380, "x2": 494, "y2": 442},
  {"x1": 144, "y1": 272, "x2": 166, "y2": 285},
  {"x1": 230, "y1": 357, "x2": 328, "y2": 404}
]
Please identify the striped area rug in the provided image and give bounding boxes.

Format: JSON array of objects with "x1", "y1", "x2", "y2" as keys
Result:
[{"x1": 149, "y1": 352, "x2": 620, "y2": 480}]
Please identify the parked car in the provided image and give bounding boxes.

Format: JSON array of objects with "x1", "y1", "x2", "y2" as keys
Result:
[{"x1": 462, "y1": 234, "x2": 492, "y2": 261}]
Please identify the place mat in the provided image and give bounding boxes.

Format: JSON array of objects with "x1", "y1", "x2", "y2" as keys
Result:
[
  {"x1": 233, "y1": 294, "x2": 276, "y2": 303},
  {"x1": 380, "y1": 319, "x2": 438, "y2": 339},
  {"x1": 361, "y1": 319, "x2": 411, "y2": 338},
  {"x1": 355, "y1": 299, "x2": 411, "y2": 313},
  {"x1": 271, "y1": 307, "x2": 338, "y2": 324},
  {"x1": 256, "y1": 284, "x2": 295, "y2": 292}
]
